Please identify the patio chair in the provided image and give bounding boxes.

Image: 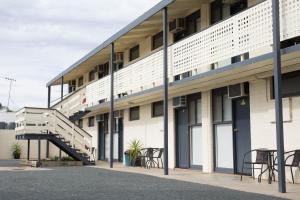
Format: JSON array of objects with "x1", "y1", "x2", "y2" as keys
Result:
[
  {"x1": 275, "y1": 150, "x2": 300, "y2": 184},
  {"x1": 152, "y1": 148, "x2": 164, "y2": 168},
  {"x1": 240, "y1": 149, "x2": 269, "y2": 181}
]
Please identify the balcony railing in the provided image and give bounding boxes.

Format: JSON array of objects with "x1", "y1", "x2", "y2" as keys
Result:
[{"x1": 82, "y1": 0, "x2": 299, "y2": 108}]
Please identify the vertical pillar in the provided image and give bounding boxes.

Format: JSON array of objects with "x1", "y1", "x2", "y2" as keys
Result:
[
  {"x1": 110, "y1": 42, "x2": 115, "y2": 168},
  {"x1": 38, "y1": 139, "x2": 41, "y2": 167},
  {"x1": 60, "y1": 77, "x2": 64, "y2": 160},
  {"x1": 47, "y1": 86, "x2": 51, "y2": 108},
  {"x1": 27, "y1": 139, "x2": 30, "y2": 161},
  {"x1": 201, "y1": 90, "x2": 214, "y2": 173},
  {"x1": 46, "y1": 86, "x2": 51, "y2": 158},
  {"x1": 163, "y1": 7, "x2": 169, "y2": 175},
  {"x1": 272, "y1": 0, "x2": 286, "y2": 193},
  {"x1": 61, "y1": 76, "x2": 64, "y2": 101}
]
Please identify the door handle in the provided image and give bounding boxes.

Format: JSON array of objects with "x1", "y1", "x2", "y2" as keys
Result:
[{"x1": 233, "y1": 128, "x2": 238, "y2": 132}]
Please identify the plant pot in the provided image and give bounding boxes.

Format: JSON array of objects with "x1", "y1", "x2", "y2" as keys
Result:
[{"x1": 13, "y1": 153, "x2": 20, "y2": 159}]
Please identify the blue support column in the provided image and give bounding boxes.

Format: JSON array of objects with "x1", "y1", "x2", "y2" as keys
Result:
[
  {"x1": 46, "y1": 86, "x2": 51, "y2": 158},
  {"x1": 272, "y1": 0, "x2": 286, "y2": 193},
  {"x1": 163, "y1": 7, "x2": 169, "y2": 175},
  {"x1": 110, "y1": 43, "x2": 115, "y2": 168}
]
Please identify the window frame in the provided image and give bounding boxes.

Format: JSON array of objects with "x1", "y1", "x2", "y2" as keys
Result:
[
  {"x1": 212, "y1": 88, "x2": 233, "y2": 124},
  {"x1": 129, "y1": 106, "x2": 140, "y2": 121},
  {"x1": 129, "y1": 45, "x2": 140, "y2": 62},
  {"x1": 89, "y1": 70, "x2": 96, "y2": 82},
  {"x1": 152, "y1": 101, "x2": 163, "y2": 118},
  {"x1": 152, "y1": 31, "x2": 163, "y2": 51},
  {"x1": 88, "y1": 116, "x2": 95, "y2": 127},
  {"x1": 78, "y1": 119, "x2": 83, "y2": 128},
  {"x1": 78, "y1": 76, "x2": 84, "y2": 87},
  {"x1": 271, "y1": 70, "x2": 300, "y2": 99}
]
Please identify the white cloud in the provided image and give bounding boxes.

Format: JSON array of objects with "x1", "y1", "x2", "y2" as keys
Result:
[{"x1": 0, "y1": 0, "x2": 161, "y2": 110}]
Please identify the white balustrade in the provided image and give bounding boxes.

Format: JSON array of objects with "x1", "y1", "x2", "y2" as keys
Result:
[
  {"x1": 84, "y1": 0, "x2": 300, "y2": 107},
  {"x1": 15, "y1": 107, "x2": 93, "y2": 158},
  {"x1": 86, "y1": 75, "x2": 110, "y2": 107},
  {"x1": 172, "y1": 0, "x2": 300, "y2": 75}
]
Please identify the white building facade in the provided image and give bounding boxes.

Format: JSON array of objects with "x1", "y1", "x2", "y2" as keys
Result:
[{"x1": 17, "y1": 0, "x2": 300, "y2": 183}]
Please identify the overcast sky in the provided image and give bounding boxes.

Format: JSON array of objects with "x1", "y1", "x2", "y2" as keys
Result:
[{"x1": 0, "y1": 0, "x2": 160, "y2": 111}]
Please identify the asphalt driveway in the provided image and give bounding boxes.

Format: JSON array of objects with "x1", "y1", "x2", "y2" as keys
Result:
[{"x1": 0, "y1": 166, "x2": 287, "y2": 200}]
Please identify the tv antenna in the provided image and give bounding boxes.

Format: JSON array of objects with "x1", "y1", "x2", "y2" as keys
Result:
[{"x1": 0, "y1": 76, "x2": 16, "y2": 110}]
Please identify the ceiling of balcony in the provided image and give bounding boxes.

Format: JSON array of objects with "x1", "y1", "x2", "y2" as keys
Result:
[{"x1": 48, "y1": 0, "x2": 211, "y2": 86}]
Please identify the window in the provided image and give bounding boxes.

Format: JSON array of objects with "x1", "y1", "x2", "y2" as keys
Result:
[
  {"x1": 129, "y1": 45, "x2": 139, "y2": 61},
  {"x1": 89, "y1": 70, "x2": 95, "y2": 82},
  {"x1": 189, "y1": 98, "x2": 202, "y2": 125},
  {"x1": 210, "y1": 0, "x2": 247, "y2": 25},
  {"x1": 68, "y1": 80, "x2": 76, "y2": 93},
  {"x1": 78, "y1": 119, "x2": 83, "y2": 128},
  {"x1": 129, "y1": 106, "x2": 140, "y2": 121},
  {"x1": 213, "y1": 88, "x2": 232, "y2": 123},
  {"x1": 98, "y1": 62, "x2": 109, "y2": 79},
  {"x1": 152, "y1": 101, "x2": 163, "y2": 117},
  {"x1": 271, "y1": 70, "x2": 300, "y2": 98},
  {"x1": 152, "y1": 31, "x2": 163, "y2": 50},
  {"x1": 88, "y1": 116, "x2": 95, "y2": 127},
  {"x1": 78, "y1": 76, "x2": 84, "y2": 87},
  {"x1": 173, "y1": 10, "x2": 200, "y2": 42}
]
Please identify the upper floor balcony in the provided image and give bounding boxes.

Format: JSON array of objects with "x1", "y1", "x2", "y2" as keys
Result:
[{"x1": 49, "y1": 0, "x2": 300, "y2": 114}]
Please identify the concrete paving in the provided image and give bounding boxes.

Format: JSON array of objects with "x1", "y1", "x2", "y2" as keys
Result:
[
  {"x1": 93, "y1": 162, "x2": 300, "y2": 200},
  {"x1": 0, "y1": 165, "x2": 288, "y2": 200}
]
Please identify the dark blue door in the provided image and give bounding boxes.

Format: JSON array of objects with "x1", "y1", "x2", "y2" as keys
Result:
[
  {"x1": 98, "y1": 122, "x2": 105, "y2": 161},
  {"x1": 233, "y1": 97, "x2": 251, "y2": 175},
  {"x1": 176, "y1": 108, "x2": 190, "y2": 168},
  {"x1": 118, "y1": 118, "x2": 124, "y2": 162}
]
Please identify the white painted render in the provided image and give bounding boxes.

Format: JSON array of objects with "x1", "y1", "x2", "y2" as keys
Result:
[{"x1": 249, "y1": 79, "x2": 300, "y2": 183}]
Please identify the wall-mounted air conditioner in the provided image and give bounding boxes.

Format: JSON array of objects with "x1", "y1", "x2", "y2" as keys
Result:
[
  {"x1": 173, "y1": 96, "x2": 187, "y2": 108},
  {"x1": 96, "y1": 114, "x2": 105, "y2": 122},
  {"x1": 114, "y1": 52, "x2": 124, "y2": 64},
  {"x1": 169, "y1": 18, "x2": 185, "y2": 34},
  {"x1": 228, "y1": 82, "x2": 249, "y2": 99}
]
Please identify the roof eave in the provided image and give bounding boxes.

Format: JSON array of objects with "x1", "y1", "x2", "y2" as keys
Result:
[{"x1": 46, "y1": 0, "x2": 175, "y2": 87}]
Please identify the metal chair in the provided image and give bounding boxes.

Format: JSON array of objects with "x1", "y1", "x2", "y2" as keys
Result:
[
  {"x1": 152, "y1": 148, "x2": 164, "y2": 168},
  {"x1": 276, "y1": 150, "x2": 300, "y2": 184},
  {"x1": 240, "y1": 149, "x2": 269, "y2": 181}
]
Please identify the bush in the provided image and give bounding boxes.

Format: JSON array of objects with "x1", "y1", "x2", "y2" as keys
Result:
[{"x1": 11, "y1": 143, "x2": 21, "y2": 159}]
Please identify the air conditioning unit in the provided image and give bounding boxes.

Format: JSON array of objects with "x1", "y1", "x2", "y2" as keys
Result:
[
  {"x1": 114, "y1": 110, "x2": 124, "y2": 119},
  {"x1": 114, "y1": 52, "x2": 124, "y2": 64},
  {"x1": 169, "y1": 18, "x2": 185, "y2": 34},
  {"x1": 96, "y1": 114, "x2": 105, "y2": 122},
  {"x1": 228, "y1": 82, "x2": 249, "y2": 99},
  {"x1": 173, "y1": 96, "x2": 187, "y2": 108}
]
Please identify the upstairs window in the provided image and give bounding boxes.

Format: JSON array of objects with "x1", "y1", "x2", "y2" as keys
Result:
[
  {"x1": 98, "y1": 62, "x2": 109, "y2": 79},
  {"x1": 129, "y1": 106, "x2": 140, "y2": 121},
  {"x1": 173, "y1": 10, "x2": 200, "y2": 42},
  {"x1": 88, "y1": 116, "x2": 95, "y2": 127},
  {"x1": 129, "y1": 45, "x2": 140, "y2": 61},
  {"x1": 78, "y1": 76, "x2": 84, "y2": 87},
  {"x1": 68, "y1": 80, "x2": 76, "y2": 93},
  {"x1": 152, "y1": 31, "x2": 163, "y2": 50},
  {"x1": 89, "y1": 70, "x2": 96, "y2": 82},
  {"x1": 271, "y1": 70, "x2": 300, "y2": 99},
  {"x1": 78, "y1": 119, "x2": 83, "y2": 128},
  {"x1": 152, "y1": 101, "x2": 163, "y2": 117}
]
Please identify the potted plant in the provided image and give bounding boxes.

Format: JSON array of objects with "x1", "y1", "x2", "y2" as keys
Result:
[
  {"x1": 11, "y1": 143, "x2": 21, "y2": 159},
  {"x1": 128, "y1": 139, "x2": 143, "y2": 166}
]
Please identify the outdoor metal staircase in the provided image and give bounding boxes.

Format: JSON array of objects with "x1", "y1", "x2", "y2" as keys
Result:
[{"x1": 15, "y1": 107, "x2": 95, "y2": 165}]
